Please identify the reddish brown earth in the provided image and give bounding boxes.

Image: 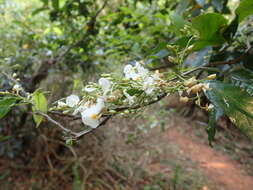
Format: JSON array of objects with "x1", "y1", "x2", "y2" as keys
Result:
[{"x1": 163, "y1": 128, "x2": 253, "y2": 190}]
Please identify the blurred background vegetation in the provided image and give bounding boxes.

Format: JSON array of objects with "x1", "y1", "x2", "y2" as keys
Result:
[{"x1": 0, "y1": 0, "x2": 253, "y2": 189}]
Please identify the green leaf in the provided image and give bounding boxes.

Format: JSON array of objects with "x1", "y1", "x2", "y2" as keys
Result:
[
  {"x1": 192, "y1": 13, "x2": 228, "y2": 49},
  {"x1": 229, "y1": 68, "x2": 253, "y2": 96},
  {"x1": 206, "y1": 108, "x2": 217, "y2": 147},
  {"x1": 205, "y1": 81, "x2": 253, "y2": 140},
  {"x1": 169, "y1": 13, "x2": 188, "y2": 35},
  {"x1": 52, "y1": 0, "x2": 59, "y2": 10},
  {"x1": 0, "y1": 97, "x2": 17, "y2": 119},
  {"x1": 235, "y1": 0, "x2": 253, "y2": 23},
  {"x1": 32, "y1": 90, "x2": 47, "y2": 127}
]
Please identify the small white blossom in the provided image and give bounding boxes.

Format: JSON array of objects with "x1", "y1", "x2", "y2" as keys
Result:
[
  {"x1": 81, "y1": 98, "x2": 105, "y2": 128},
  {"x1": 123, "y1": 90, "x2": 135, "y2": 105},
  {"x1": 66, "y1": 95, "x2": 80, "y2": 107},
  {"x1": 84, "y1": 87, "x2": 96, "y2": 92},
  {"x1": 13, "y1": 84, "x2": 22, "y2": 92},
  {"x1": 143, "y1": 76, "x2": 155, "y2": 94},
  {"x1": 123, "y1": 64, "x2": 140, "y2": 80},
  {"x1": 57, "y1": 101, "x2": 67, "y2": 108},
  {"x1": 135, "y1": 62, "x2": 148, "y2": 77}
]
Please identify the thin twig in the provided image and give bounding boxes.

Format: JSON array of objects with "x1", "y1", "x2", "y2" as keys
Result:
[{"x1": 36, "y1": 111, "x2": 73, "y2": 135}]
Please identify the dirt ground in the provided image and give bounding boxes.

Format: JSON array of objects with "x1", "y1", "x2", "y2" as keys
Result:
[{"x1": 1, "y1": 97, "x2": 253, "y2": 190}]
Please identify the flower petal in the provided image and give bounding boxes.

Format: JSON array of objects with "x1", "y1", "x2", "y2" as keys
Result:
[
  {"x1": 84, "y1": 87, "x2": 96, "y2": 92},
  {"x1": 66, "y1": 95, "x2": 80, "y2": 107},
  {"x1": 98, "y1": 78, "x2": 111, "y2": 93}
]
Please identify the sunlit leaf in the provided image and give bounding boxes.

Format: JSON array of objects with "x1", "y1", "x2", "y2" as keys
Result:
[
  {"x1": 229, "y1": 68, "x2": 253, "y2": 96},
  {"x1": 235, "y1": 0, "x2": 253, "y2": 22},
  {"x1": 192, "y1": 13, "x2": 228, "y2": 49},
  {"x1": 32, "y1": 90, "x2": 47, "y2": 127},
  {"x1": 205, "y1": 81, "x2": 253, "y2": 140}
]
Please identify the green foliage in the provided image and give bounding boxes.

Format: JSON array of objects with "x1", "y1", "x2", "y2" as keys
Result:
[
  {"x1": 192, "y1": 13, "x2": 228, "y2": 49},
  {"x1": 0, "y1": 96, "x2": 17, "y2": 119},
  {"x1": 32, "y1": 90, "x2": 47, "y2": 127},
  {"x1": 1, "y1": 0, "x2": 253, "y2": 148},
  {"x1": 205, "y1": 81, "x2": 253, "y2": 140},
  {"x1": 230, "y1": 68, "x2": 253, "y2": 96},
  {"x1": 236, "y1": 0, "x2": 253, "y2": 22}
]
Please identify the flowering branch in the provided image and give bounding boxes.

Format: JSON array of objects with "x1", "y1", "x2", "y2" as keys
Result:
[{"x1": 2, "y1": 59, "x2": 214, "y2": 140}]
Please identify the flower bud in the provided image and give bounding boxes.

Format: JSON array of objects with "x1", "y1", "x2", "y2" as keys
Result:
[
  {"x1": 187, "y1": 83, "x2": 204, "y2": 94},
  {"x1": 184, "y1": 77, "x2": 197, "y2": 87},
  {"x1": 12, "y1": 73, "x2": 17, "y2": 78},
  {"x1": 180, "y1": 96, "x2": 189, "y2": 103},
  {"x1": 207, "y1": 74, "x2": 216, "y2": 80},
  {"x1": 168, "y1": 56, "x2": 176, "y2": 63}
]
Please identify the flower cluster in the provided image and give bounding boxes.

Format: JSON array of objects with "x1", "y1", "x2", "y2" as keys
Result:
[{"x1": 56, "y1": 61, "x2": 166, "y2": 128}]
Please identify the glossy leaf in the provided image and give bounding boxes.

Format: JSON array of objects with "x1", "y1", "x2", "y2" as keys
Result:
[
  {"x1": 0, "y1": 97, "x2": 17, "y2": 119},
  {"x1": 192, "y1": 13, "x2": 228, "y2": 49},
  {"x1": 229, "y1": 68, "x2": 253, "y2": 96},
  {"x1": 205, "y1": 81, "x2": 253, "y2": 140},
  {"x1": 32, "y1": 90, "x2": 47, "y2": 127}
]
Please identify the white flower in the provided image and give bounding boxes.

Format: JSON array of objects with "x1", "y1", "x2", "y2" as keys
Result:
[
  {"x1": 135, "y1": 62, "x2": 148, "y2": 76},
  {"x1": 143, "y1": 76, "x2": 155, "y2": 94},
  {"x1": 66, "y1": 95, "x2": 80, "y2": 107},
  {"x1": 123, "y1": 90, "x2": 135, "y2": 105},
  {"x1": 84, "y1": 87, "x2": 96, "y2": 92},
  {"x1": 123, "y1": 64, "x2": 140, "y2": 80},
  {"x1": 57, "y1": 101, "x2": 67, "y2": 108},
  {"x1": 99, "y1": 78, "x2": 111, "y2": 94},
  {"x1": 81, "y1": 98, "x2": 105, "y2": 128},
  {"x1": 13, "y1": 84, "x2": 22, "y2": 92}
]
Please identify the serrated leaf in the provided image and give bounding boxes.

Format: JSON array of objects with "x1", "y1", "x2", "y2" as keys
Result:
[
  {"x1": 32, "y1": 90, "x2": 47, "y2": 127},
  {"x1": 235, "y1": 0, "x2": 253, "y2": 23},
  {"x1": 0, "y1": 97, "x2": 17, "y2": 119},
  {"x1": 192, "y1": 13, "x2": 228, "y2": 49},
  {"x1": 205, "y1": 81, "x2": 253, "y2": 140}
]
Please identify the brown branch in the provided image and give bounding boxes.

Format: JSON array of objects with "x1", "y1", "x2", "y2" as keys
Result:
[
  {"x1": 37, "y1": 110, "x2": 111, "y2": 138},
  {"x1": 150, "y1": 48, "x2": 252, "y2": 71},
  {"x1": 207, "y1": 51, "x2": 250, "y2": 67}
]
